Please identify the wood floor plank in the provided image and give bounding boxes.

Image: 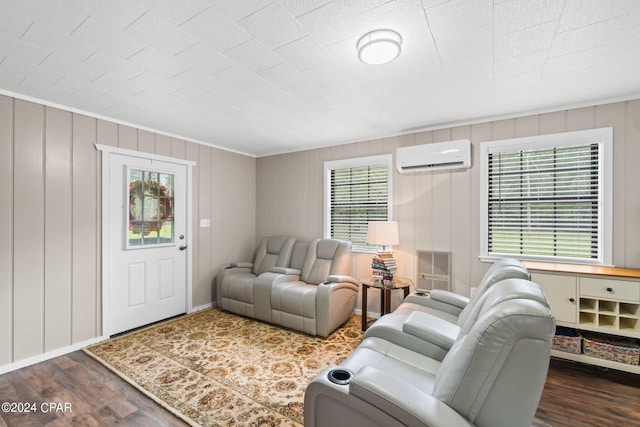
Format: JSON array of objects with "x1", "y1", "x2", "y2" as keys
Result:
[
  {"x1": 1, "y1": 351, "x2": 639, "y2": 426},
  {"x1": 0, "y1": 352, "x2": 186, "y2": 427},
  {"x1": 533, "y1": 358, "x2": 640, "y2": 427},
  {"x1": 66, "y1": 352, "x2": 186, "y2": 425}
]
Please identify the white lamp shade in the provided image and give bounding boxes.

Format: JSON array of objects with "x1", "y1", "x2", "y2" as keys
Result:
[
  {"x1": 367, "y1": 221, "x2": 399, "y2": 246},
  {"x1": 357, "y1": 29, "x2": 402, "y2": 65}
]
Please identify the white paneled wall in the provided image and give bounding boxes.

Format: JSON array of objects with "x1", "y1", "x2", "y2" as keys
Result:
[
  {"x1": 256, "y1": 99, "x2": 640, "y2": 314},
  {"x1": 0, "y1": 95, "x2": 257, "y2": 369}
]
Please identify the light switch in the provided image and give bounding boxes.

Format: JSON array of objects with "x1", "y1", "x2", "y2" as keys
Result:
[{"x1": 200, "y1": 219, "x2": 211, "y2": 228}]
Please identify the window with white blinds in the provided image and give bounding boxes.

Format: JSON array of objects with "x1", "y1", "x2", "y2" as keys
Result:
[
  {"x1": 480, "y1": 128, "x2": 612, "y2": 265},
  {"x1": 324, "y1": 155, "x2": 392, "y2": 252}
]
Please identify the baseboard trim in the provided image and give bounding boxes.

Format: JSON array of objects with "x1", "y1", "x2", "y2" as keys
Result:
[
  {"x1": 0, "y1": 335, "x2": 109, "y2": 375},
  {"x1": 191, "y1": 302, "x2": 214, "y2": 313},
  {"x1": 354, "y1": 308, "x2": 381, "y2": 319}
]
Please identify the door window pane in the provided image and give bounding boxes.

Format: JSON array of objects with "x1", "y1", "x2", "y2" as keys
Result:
[{"x1": 128, "y1": 169, "x2": 174, "y2": 248}]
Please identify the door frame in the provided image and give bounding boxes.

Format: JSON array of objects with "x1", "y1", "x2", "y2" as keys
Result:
[{"x1": 96, "y1": 144, "x2": 196, "y2": 336}]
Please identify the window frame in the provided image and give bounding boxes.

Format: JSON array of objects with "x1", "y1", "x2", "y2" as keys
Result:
[
  {"x1": 479, "y1": 127, "x2": 613, "y2": 265},
  {"x1": 324, "y1": 154, "x2": 393, "y2": 253}
]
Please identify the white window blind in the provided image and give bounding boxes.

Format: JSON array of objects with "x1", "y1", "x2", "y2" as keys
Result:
[
  {"x1": 488, "y1": 144, "x2": 599, "y2": 259},
  {"x1": 324, "y1": 155, "x2": 392, "y2": 252},
  {"x1": 481, "y1": 127, "x2": 612, "y2": 265}
]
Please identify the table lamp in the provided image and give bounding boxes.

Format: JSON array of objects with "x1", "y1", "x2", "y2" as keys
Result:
[{"x1": 367, "y1": 221, "x2": 399, "y2": 283}]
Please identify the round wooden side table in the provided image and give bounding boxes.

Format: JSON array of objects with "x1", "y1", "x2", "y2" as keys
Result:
[{"x1": 360, "y1": 276, "x2": 413, "y2": 331}]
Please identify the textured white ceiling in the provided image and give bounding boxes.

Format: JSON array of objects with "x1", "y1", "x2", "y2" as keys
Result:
[{"x1": 1, "y1": 0, "x2": 639, "y2": 157}]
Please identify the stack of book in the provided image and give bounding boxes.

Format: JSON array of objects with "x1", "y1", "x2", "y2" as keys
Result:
[{"x1": 371, "y1": 251, "x2": 397, "y2": 283}]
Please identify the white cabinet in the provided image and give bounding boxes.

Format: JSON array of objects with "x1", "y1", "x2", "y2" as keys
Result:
[
  {"x1": 530, "y1": 273, "x2": 577, "y2": 324},
  {"x1": 527, "y1": 262, "x2": 640, "y2": 374}
]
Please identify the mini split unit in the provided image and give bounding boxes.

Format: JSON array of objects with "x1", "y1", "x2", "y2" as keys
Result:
[{"x1": 396, "y1": 139, "x2": 472, "y2": 173}]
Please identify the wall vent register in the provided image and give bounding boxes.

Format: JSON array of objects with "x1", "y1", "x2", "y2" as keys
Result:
[{"x1": 416, "y1": 250, "x2": 451, "y2": 292}]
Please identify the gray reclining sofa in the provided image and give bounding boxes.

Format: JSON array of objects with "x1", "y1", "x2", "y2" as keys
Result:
[{"x1": 217, "y1": 236, "x2": 359, "y2": 338}]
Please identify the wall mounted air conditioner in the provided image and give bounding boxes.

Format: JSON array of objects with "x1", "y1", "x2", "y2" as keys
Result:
[{"x1": 396, "y1": 139, "x2": 471, "y2": 173}]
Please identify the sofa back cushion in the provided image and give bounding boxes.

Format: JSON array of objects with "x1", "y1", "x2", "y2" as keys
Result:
[
  {"x1": 457, "y1": 258, "x2": 529, "y2": 326},
  {"x1": 290, "y1": 241, "x2": 309, "y2": 271},
  {"x1": 433, "y1": 298, "x2": 554, "y2": 427},
  {"x1": 300, "y1": 239, "x2": 352, "y2": 284},
  {"x1": 458, "y1": 278, "x2": 548, "y2": 336},
  {"x1": 253, "y1": 236, "x2": 296, "y2": 275}
]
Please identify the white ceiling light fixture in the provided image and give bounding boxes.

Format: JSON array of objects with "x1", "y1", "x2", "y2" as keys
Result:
[{"x1": 357, "y1": 29, "x2": 402, "y2": 65}]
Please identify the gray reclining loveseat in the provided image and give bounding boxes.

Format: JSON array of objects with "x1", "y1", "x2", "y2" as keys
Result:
[{"x1": 217, "y1": 236, "x2": 359, "y2": 337}]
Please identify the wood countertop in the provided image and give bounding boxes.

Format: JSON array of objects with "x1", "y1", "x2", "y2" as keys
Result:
[{"x1": 523, "y1": 261, "x2": 640, "y2": 279}]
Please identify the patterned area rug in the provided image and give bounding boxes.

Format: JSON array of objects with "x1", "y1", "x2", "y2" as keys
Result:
[{"x1": 84, "y1": 308, "x2": 363, "y2": 426}]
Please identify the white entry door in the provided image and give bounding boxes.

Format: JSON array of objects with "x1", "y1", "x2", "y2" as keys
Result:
[{"x1": 107, "y1": 153, "x2": 188, "y2": 335}]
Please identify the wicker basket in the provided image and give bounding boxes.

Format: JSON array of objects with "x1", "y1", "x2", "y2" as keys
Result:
[
  {"x1": 552, "y1": 326, "x2": 582, "y2": 354},
  {"x1": 582, "y1": 332, "x2": 640, "y2": 366}
]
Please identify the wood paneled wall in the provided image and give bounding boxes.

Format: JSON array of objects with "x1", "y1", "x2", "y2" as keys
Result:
[
  {"x1": 256, "y1": 99, "x2": 640, "y2": 313},
  {"x1": 3, "y1": 94, "x2": 639, "y2": 367},
  {"x1": 0, "y1": 95, "x2": 256, "y2": 368}
]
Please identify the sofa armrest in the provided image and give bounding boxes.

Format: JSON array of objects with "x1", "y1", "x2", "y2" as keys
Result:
[
  {"x1": 217, "y1": 263, "x2": 254, "y2": 307},
  {"x1": 270, "y1": 267, "x2": 301, "y2": 275},
  {"x1": 403, "y1": 292, "x2": 467, "y2": 316},
  {"x1": 326, "y1": 274, "x2": 360, "y2": 286},
  {"x1": 402, "y1": 311, "x2": 460, "y2": 351},
  {"x1": 316, "y1": 279, "x2": 359, "y2": 337},
  {"x1": 350, "y1": 366, "x2": 473, "y2": 427},
  {"x1": 230, "y1": 261, "x2": 253, "y2": 269},
  {"x1": 430, "y1": 290, "x2": 470, "y2": 309},
  {"x1": 319, "y1": 279, "x2": 359, "y2": 293}
]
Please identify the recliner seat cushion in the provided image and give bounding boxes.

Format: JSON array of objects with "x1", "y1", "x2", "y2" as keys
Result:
[
  {"x1": 271, "y1": 281, "x2": 318, "y2": 318},
  {"x1": 341, "y1": 337, "x2": 440, "y2": 395},
  {"x1": 270, "y1": 281, "x2": 320, "y2": 335}
]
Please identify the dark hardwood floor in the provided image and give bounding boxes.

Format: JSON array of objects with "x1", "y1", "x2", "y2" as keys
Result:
[
  {"x1": 1, "y1": 352, "x2": 639, "y2": 426},
  {"x1": 533, "y1": 358, "x2": 640, "y2": 427},
  {"x1": 0, "y1": 352, "x2": 187, "y2": 427}
]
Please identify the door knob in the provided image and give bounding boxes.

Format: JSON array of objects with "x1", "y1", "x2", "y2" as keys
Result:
[{"x1": 179, "y1": 245, "x2": 187, "y2": 251}]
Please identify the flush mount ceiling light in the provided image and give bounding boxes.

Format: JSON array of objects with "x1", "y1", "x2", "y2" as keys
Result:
[{"x1": 357, "y1": 29, "x2": 402, "y2": 65}]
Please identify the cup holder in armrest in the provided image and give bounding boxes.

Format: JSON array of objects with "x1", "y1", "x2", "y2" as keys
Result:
[
  {"x1": 327, "y1": 368, "x2": 352, "y2": 385},
  {"x1": 415, "y1": 291, "x2": 431, "y2": 297}
]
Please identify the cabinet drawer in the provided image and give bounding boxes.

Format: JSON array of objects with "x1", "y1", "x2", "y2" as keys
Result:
[{"x1": 580, "y1": 278, "x2": 640, "y2": 302}]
